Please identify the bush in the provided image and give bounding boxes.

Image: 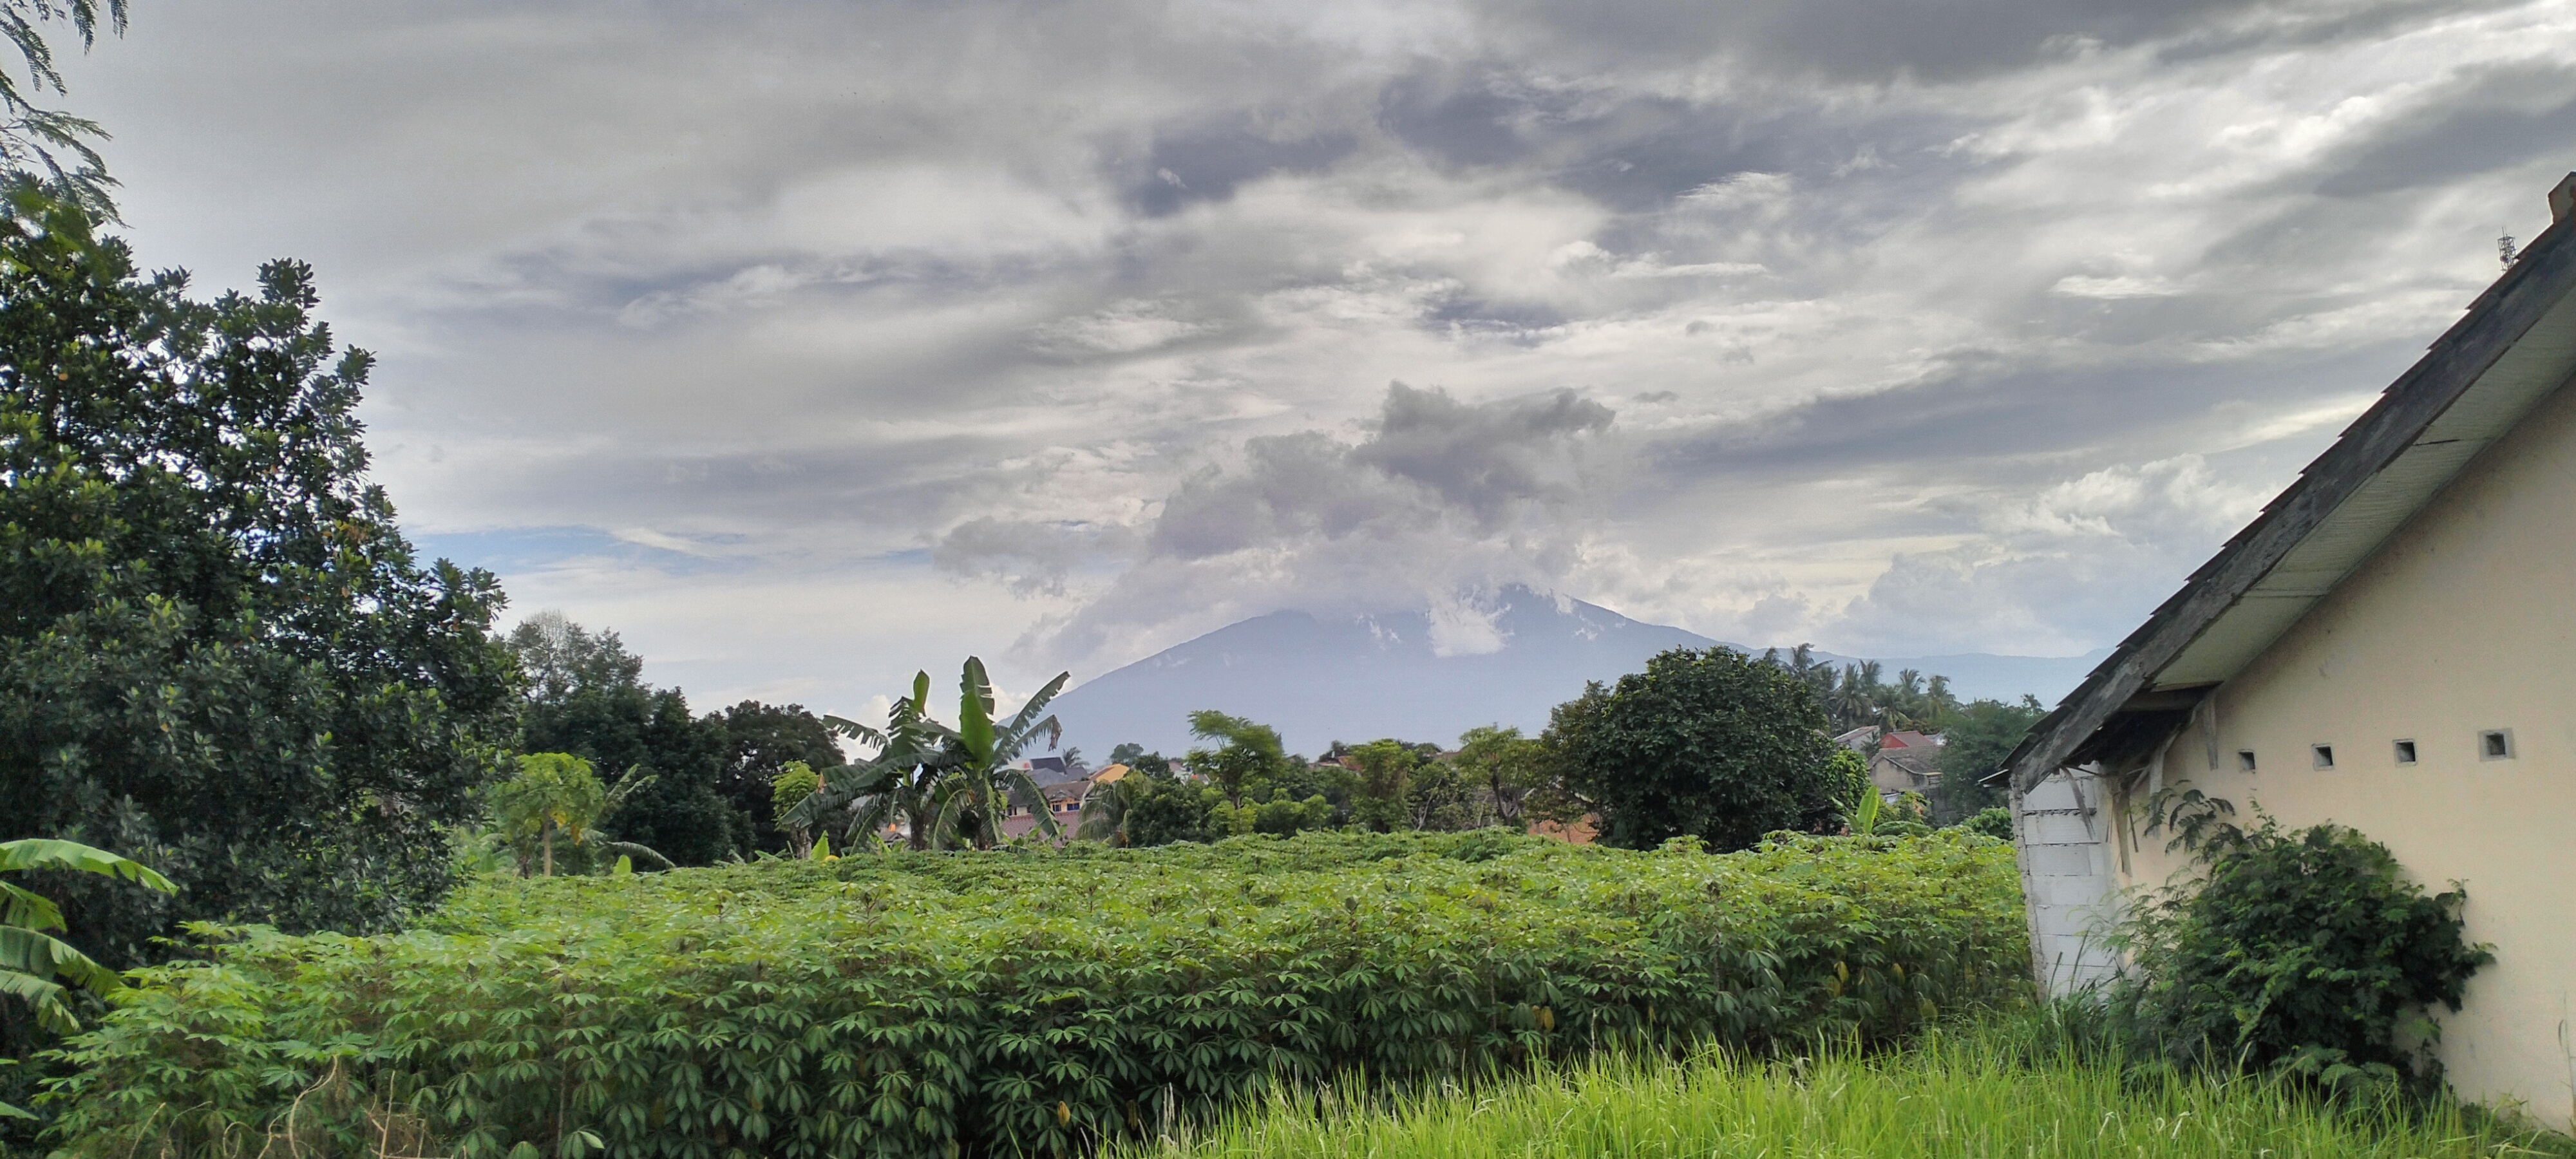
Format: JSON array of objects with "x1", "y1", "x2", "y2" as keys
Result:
[
  {"x1": 1962, "y1": 806, "x2": 2013, "y2": 840},
  {"x1": 42, "y1": 830, "x2": 2028, "y2": 1158},
  {"x1": 2115, "y1": 808, "x2": 2492, "y2": 1093}
]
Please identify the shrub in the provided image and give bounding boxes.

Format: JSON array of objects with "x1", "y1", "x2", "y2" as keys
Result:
[
  {"x1": 1962, "y1": 806, "x2": 2014, "y2": 840},
  {"x1": 42, "y1": 830, "x2": 2026, "y2": 1158},
  {"x1": 2116, "y1": 807, "x2": 2492, "y2": 1092}
]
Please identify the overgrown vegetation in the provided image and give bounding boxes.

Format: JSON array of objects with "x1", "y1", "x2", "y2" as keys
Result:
[
  {"x1": 2113, "y1": 796, "x2": 2493, "y2": 1095},
  {"x1": 39, "y1": 829, "x2": 2026, "y2": 1158},
  {"x1": 1122, "y1": 1006, "x2": 2572, "y2": 1159}
]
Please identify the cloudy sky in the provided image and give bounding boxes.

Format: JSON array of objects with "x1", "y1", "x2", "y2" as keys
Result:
[{"x1": 55, "y1": 0, "x2": 2576, "y2": 713}]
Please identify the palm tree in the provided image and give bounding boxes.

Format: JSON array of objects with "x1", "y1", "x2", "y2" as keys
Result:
[
  {"x1": 1074, "y1": 777, "x2": 1132, "y2": 845},
  {"x1": 931, "y1": 657, "x2": 1070, "y2": 849},
  {"x1": 1827, "y1": 665, "x2": 1878, "y2": 732},
  {"x1": 2, "y1": 838, "x2": 173, "y2": 1117}
]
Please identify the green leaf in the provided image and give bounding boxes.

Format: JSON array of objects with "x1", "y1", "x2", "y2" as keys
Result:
[{"x1": 0, "y1": 839, "x2": 177, "y2": 894}]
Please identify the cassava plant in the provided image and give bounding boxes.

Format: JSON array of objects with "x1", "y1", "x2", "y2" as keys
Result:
[{"x1": 40, "y1": 830, "x2": 2027, "y2": 1158}]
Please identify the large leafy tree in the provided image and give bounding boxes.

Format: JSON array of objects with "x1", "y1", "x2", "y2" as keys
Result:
[
  {"x1": 1454, "y1": 725, "x2": 1545, "y2": 827},
  {"x1": 0, "y1": 195, "x2": 520, "y2": 960},
  {"x1": 506, "y1": 613, "x2": 739, "y2": 865},
  {"x1": 1546, "y1": 646, "x2": 1858, "y2": 851},
  {"x1": 1115, "y1": 769, "x2": 1218, "y2": 847},
  {"x1": 1184, "y1": 710, "x2": 1288, "y2": 810},
  {"x1": 714, "y1": 700, "x2": 844, "y2": 853},
  {"x1": 1340, "y1": 739, "x2": 1421, "y2": 832},
  {"x1": 1929, "y1": 695, "x2": 2045, "y2": 825}
]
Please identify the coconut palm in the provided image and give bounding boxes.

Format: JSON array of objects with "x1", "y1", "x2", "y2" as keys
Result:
[
  {"x1": 930, "y1": 657, "x2": 1070, "y2": 849},
  {"x1": 2, "y1": 838, "x2": 174, "y2": 1118}
]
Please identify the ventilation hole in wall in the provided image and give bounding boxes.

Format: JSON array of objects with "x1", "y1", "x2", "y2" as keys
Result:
[
  {"x1": 2311, "y1": 744, "x2": 2334, "y2": 769},
  {"x1": 2393, "y1": 739, "x2": 2417, "y2": 766},
  {"x1": 2480, "y1": 730, "x2": 2514, "y2": 760},
  {"x1": 2237, "y1": 749, "x2": 2258, "y2": 773}
]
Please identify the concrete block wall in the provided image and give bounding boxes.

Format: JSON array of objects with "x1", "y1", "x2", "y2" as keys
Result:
[{"x1": 2014, "y1": 768, "x2": 2124, "y2": 994}]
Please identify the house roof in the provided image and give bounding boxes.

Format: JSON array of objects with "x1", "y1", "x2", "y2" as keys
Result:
[
  {"x1": 1998, "y1": 173, "x2": 2576, "y2": 794},
  {"x1": 1876, "y1": 748, "x2": 1939, "y2": 778}
]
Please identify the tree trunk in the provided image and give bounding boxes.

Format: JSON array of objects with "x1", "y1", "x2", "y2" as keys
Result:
[{"x1": 542, "y1": 824, "x2": 554, "y2": 877}]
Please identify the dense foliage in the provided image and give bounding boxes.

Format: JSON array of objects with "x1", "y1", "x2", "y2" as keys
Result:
[
  {"x1": 41, "y1": 829, "x2": 2025, "y2": 1158},
  {"x1": 1543, "y1": 647, "x2": 1862, "y2": 851},
  {"x1": 506, "y1": 612, "x2": 843, "y2": 863},
  {"x1": 2116, "y1": 804, "x2": 2492, "y2": 1093},
  {"x1": 0, "y1": 196, "x2": 519, "y2": 964},
  {"x1": 1929, "y1": 697, "x2": 2045, "y2": 824}
]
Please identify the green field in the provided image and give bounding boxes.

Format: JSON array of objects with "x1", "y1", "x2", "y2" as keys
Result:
[
  {"x1": 42, "y1": 830, "x2": 2025, "y2": 1158},
  {"x1": 1122, "y1": 1012, "x2": 2571, "y2": 1159}
]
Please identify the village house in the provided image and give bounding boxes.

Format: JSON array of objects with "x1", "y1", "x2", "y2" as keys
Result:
[
  {"x1": 999, "y1": 762, "x2": 1130, "y2": 842},
  {"x1": 1869, "y1": 730, "x2": 1942, "y2": 800},
  {"x1": 1997, "y1": 173, "x2": 2576, "y2": 1127}
]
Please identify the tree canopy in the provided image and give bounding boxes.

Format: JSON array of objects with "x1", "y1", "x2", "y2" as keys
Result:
[
  {"x1": 1930, "y1": 696, "x2": 2045, "y2": 824},
  {"x1": 1545, "y1": 647, "x2": 1859, "y2": 851},
  {"x1": 0, "y1": 196, "x2": 520, "y2": 963}
]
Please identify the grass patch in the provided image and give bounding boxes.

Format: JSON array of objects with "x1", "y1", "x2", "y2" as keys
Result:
[{"x1": 1122, "y1": 1010, "x2": 2576, "y2": 1158}]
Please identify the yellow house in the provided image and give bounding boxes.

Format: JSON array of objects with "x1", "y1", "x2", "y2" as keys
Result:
[{"x1": 2000, "y1": 171, "x2": 2576, "y2": 1127}]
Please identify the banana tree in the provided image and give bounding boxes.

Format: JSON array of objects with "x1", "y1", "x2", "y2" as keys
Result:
[
  {"x1": 930, "y1": 657, "x2": 1070, "y2": 849},
  {"x1": 3, "y1": 839, "x2": 178, "y2": 1119},
  {"x1": 1839, "y1": 786, "x2": 1885, "y2": 836},
  {"x1": 790, "y1": 670, "x2": 958, "y2": 852}
]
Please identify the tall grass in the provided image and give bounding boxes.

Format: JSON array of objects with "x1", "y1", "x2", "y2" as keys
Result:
[{"x1": 1125, "y1": 1010, "x2": 2573, "y2": 1158}]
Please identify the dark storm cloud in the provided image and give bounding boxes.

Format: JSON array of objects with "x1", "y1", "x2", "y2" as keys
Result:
[
  {"x1": 1374, "y1": 61, "x2": 1978, "y2": 213},
  {"x1": 1352, "y1": 382, "x2": 1614, "y2": 525},
  {"x1": 1650, "y1": 341, "x2": 2426, "y2": 489},
  {"x1": 1146, "y1": 383, "x2": 1614, "y2": 559}
]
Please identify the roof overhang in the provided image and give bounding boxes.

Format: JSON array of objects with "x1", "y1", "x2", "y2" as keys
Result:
[{"x1": 1998, "y1": 173, "x2": 2576, "y2": 793}]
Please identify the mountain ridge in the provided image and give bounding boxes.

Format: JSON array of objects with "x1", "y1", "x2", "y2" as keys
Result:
[{"x1": 1048, "y1": 588, "x2": 2101, "y2": 758}]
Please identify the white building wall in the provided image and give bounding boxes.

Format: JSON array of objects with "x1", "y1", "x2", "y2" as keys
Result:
[{"x1": 2013, "y1": 768, "x2": 2123, "y2": 995}]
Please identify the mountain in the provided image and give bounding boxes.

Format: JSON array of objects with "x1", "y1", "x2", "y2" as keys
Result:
[{"x1": 1047, "y1": 588, "x2": 2104, "y2": 759}]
